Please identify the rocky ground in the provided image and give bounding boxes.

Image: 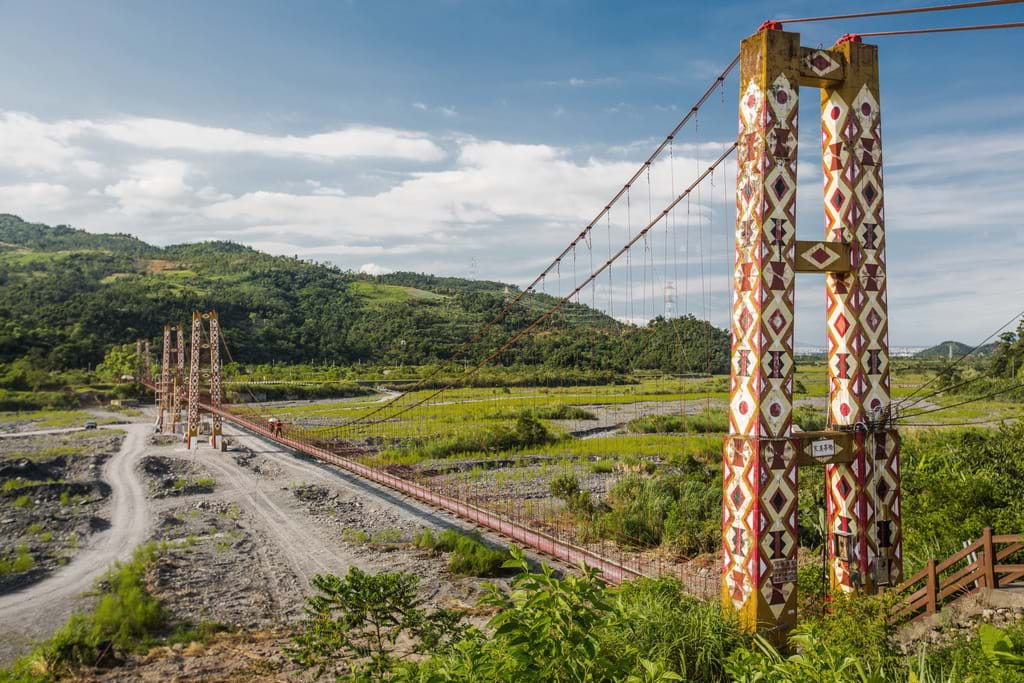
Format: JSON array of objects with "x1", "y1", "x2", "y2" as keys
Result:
[
  {"x1": 0, "y1": 429, "x2": 124, "y2": 593},
  {"x1": 0, "y1": 415, "x2": 526, "y2": 678}
]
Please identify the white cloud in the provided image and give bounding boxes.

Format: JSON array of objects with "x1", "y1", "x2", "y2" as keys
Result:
[
  {"x1": 411, "y1": 102, "x2": 459, "y2": 118},
  {"x1": 0, "y1": 112, "x2": 85, "y2": 172},
  {"x1": 543, "y1": 77, "x2": 620, "y2": 87},
  {"x1": 104, "y1": 159, "x2": 193, "y2": 215},
  {"x1": 359, "y1": 262, "x2": 392, "y2": 276},
  {"x1": 83, "y1": 117, "x2": 445, "y2": 163},
  {"x1": 0, "y1": 182, "x2": 72, "y2": 213},
  {"x1": 0, "y1": 110, "x2": 445, "y2": 165}
]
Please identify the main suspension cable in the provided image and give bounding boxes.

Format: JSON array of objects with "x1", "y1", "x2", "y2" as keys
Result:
[
  {"x1": 347, "y1": 144, "x2": 738, "y2": 428},
  {"x1": 775, "y1": 0, "x2": 1024, "y2": 24},
  {"x1": 853, "y1": 21, "x2": 1024, "y2": 36}
]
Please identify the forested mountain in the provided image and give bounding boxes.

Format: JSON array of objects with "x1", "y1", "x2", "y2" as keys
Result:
[{"x1": 0, "y1": 214, "x2": 728, "y2": 373}]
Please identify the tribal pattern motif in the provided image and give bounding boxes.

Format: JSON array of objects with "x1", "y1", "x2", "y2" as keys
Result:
[
  {"x1": 822, "y1": 42, "x2": 897, "y2": 593},
  {"x1": 724, "y1": 30, "x2": 801, "y2": 632}
]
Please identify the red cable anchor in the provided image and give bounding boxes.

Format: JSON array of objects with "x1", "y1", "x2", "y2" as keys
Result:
[
  {"x1": 758, "y1": 20, "x2": 784, "y2": 32},
  {"x1": 836, "y1": 33, "x2": 863, "y2": 44}
]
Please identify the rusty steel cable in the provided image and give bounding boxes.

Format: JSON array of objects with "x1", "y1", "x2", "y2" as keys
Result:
[
  {"x1": 851, "y1": 21, "x2": 1024, "y2": 36},
  {"x1": 775, "y1": 0, "x2": 1024, "y2": 24}
]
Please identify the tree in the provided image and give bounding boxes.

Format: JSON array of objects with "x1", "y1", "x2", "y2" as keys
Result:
[{"x1": 95, "y1": 342, "x2": 140, "y2": 381}]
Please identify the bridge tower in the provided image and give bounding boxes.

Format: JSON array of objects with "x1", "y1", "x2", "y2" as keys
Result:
[
  {"x1": 143, "y1": 339, "x2": 152, "y2": 383},
  {"x1": 158, "y1": 325, "x2": 173, "y2": 432},
  {"x1": 723, "y1": 27, "x2": 900, "y2": 636},
  {"x1": 170, "y1": 324, "x2": 187, "y2": 433},
  {"x1": 186, "y1": 311, "x2": 223, "y2": 449}
]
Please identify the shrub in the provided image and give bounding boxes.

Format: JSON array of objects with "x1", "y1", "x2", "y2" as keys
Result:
[
  {"x1": 549, "y1": 473, "x2": 580, "y2": 499},
  {"x1": 414, "y1": 529, "x2": 509, "y2": 577},
  {"x1": 12, "y1": 495, "x2": 32, "y2": 509},
  {"x1": 287, "y1": 567, "x2": 466, "y2": 680},
  {"x1": 584, "y1": 472, "x2": 721, "y2": 555},
  {"x1": 628, "y1": 410, "x2": 727, "y2": 435},
  {"x1": 0, "y1": 544, "x2": 35, "y2": 576},
  {"x1": 590, "y1": 459, "x2": 615, "y2": 474}
]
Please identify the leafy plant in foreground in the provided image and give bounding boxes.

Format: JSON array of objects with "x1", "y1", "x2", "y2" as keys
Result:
[{"x1": 287, "y1": 567, "x2": 466, "y2": 681}]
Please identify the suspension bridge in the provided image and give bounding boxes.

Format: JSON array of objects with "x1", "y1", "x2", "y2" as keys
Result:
[{"x1": 136, "y1": 3, "x2": 1024, "y2": 638}]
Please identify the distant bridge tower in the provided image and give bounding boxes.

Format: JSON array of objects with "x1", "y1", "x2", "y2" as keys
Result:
[
  {"x1": 143, "y1": 340, "x2": 152, "y2": 383},
  {"x1": 170, "y1": 324, "x2": 186, "y2": 433},
  {"x1": 186, "y1": 311, "x2": 223, "y2": 449},
  {"x1": 158, "y1": 326, "x2": 173, "y2": 432},
  {"x1": 723, "y1": 27, "x2": 900, "y2": 637},
  {"x1": 663, "y1": 280, "x2": 676, "y2": 318}
]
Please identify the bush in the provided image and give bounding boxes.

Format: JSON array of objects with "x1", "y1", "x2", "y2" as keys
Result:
[
  {"x1": 398, "y1": 550, "x2": 741, "y2": 682},
  {"x1": 585, "y1": 472, "x2": 721, "y2": 555},
  {"x1": 287, "y1": 567, "x2": 466, "y2": 680},
  {"x1": 0, "y1": 544, "x2": 35, "y2": 576},
  {"x1": 549, "y1": 473, "x2": 580, "y2": 499},
  {"x1": 628, "y1": 410, "x2": 727, "y2": 434},
  {"x1": 414, "y1": 529, "x2": 510, "y2": 577}
]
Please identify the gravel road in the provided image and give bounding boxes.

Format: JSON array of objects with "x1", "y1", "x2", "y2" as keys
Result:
[{"x1": 0, "y1": 423, "x2": 151, "y2": 662}]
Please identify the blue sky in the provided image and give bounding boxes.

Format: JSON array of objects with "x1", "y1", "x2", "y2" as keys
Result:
[{"x1": 0, "y1": 0, "x2": 1021, "y2": 346}]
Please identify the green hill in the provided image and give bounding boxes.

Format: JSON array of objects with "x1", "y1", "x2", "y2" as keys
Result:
[
  {"x1": 915, "y1": 340, "x2": 997, "y2": 360},
  {"x1": 0, "y1": 215, "x2": 728, "y2": 374}
]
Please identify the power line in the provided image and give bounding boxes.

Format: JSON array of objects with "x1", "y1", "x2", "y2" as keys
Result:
[
  {"x1": 776, "y1": 0, "x2": 1024, "y2": 24},
  {"x1": 897, "y1": 382, "x2": 1024, "y2": 422},
  {"x1": 895, "y1": 305, "x2": 1024, "y2": 409}
]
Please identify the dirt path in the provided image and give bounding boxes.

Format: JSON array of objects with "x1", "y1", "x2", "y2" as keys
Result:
[{"x1": 0, "y1": 423, "x2": 151, "y2": 662}]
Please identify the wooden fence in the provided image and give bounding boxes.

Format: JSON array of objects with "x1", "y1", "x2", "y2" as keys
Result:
[{"x1": 894, "y1": 528, "x2": 1024, "y2": 621}]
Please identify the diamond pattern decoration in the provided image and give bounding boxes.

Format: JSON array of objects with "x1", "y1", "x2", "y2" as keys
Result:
[{"x1": 803, "y1": 49, "x2": 841, "y2": 77}]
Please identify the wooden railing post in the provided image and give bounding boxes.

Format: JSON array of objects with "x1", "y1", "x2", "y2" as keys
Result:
[
  {"x1": 981, "y1": 527, "x2": 997, "y2": 589},
  {"x1": 926, "y1": 559, "x2": 938, "y2": 616}
]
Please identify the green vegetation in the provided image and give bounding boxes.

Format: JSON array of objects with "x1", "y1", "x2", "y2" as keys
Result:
[
  {"x1": 901, "y1": 421, "x2": 1024, "y2": 572},
  {"x1": 627, "y1": 409, "x2": 728, "y2": 434},
  {"x1": 0, "y1": 544, "x2": 35, "y2": 576},
  {"x1": 1, "y1": 543, "x2": 164, "y2": 680},
  {"x1": 385, "y1": 413, "x2": 556, "y2": 461},
  {"x1": 287, "y1": 567, "x2": 467, "y2": 681},
  {"x1": 0, "y1": 215, "x2": 727, "y2": 380},
  {"x1": 413, "y1": 529, "x2": 510, "y2": 576},
  {"x1": 283, "y1": 552, "x2": 1024, "y2": 682}
]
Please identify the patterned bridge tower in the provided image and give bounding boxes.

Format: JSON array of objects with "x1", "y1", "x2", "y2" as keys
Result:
[
  {"x1": 822, "y1": 38, "x2": 902, "y2": 593},
  {"x1": 723, "y1": 28, "x2": 801, "y2": 635},
  {"x1": 158, "y1": 325, "x2": 173, "y2": 433},
  {"x1": 170, "y1": 325, "x2": 187, "y2": 434},
  {"x1": 186, "y1": 311, "x2": 224, "y2": 450},
  {"x1": 724, "y1": 28, "x2": 902, "y2": 635}
]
